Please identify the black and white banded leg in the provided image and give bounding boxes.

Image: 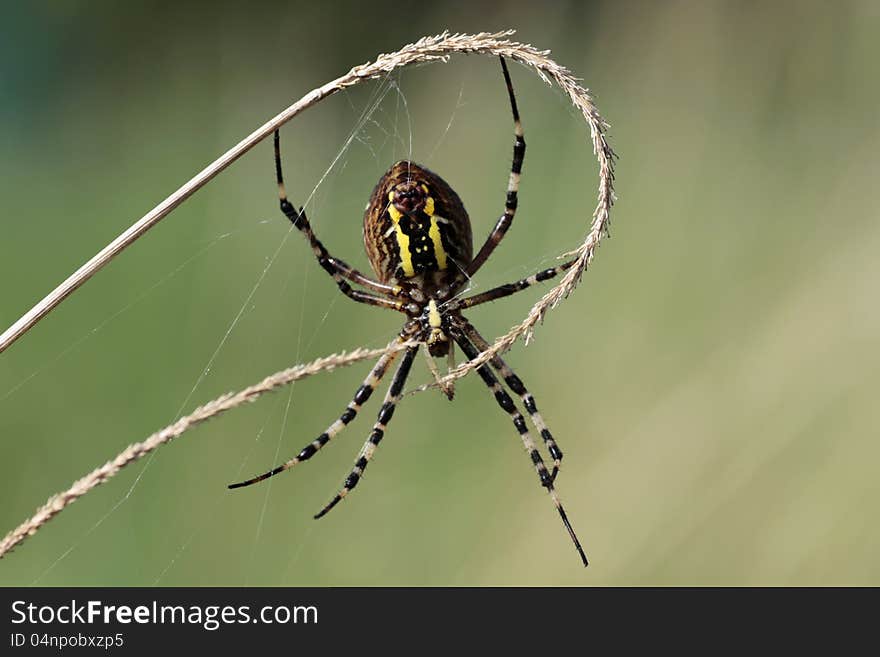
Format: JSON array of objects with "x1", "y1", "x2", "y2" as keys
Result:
[
  {"x1": 228, "y1": 336, "x2": 407, "y2": 490},
  {"x1": 314, "y1": 345, "x2": 418, "y2": 518},
  {"x1": 462, "y1": 321, "x2": 564, "y2": 481},
  {"x1": 274, "y1": 130, "x2": 409, "y2": 313},
  {"x1": 452, "y1": 329, "x2": 588, "y2": 566},
  {"x1": 465, "y1": 57, "x2": 526, "y2": 279},
  {"x1": 455, "y1": 258, "x2": 577, "y2": 311}
]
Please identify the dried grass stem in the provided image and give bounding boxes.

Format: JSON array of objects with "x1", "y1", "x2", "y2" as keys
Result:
[
  {"x1": 0, "y1": 30, "x2": 615, "y2": 560},
  {"x1": 0, "y1": 345, "x2": 408, "y2": 558}
]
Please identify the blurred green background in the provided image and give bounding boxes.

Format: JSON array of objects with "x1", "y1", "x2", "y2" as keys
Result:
[{"x1": 1, "y1": 1, "x2": 878, "y2": 586}]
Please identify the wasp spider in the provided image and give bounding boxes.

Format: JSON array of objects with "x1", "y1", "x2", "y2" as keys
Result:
[{"x1": 230, "y1": 58, "x2": 588, "y2": 567}]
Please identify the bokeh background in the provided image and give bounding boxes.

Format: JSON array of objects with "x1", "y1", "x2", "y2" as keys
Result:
[{"x1": 2, "y1": 1, "x2": 878, "y2": 586}]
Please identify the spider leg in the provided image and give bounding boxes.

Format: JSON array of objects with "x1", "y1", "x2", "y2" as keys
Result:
[
  {"x1": 228, "y1": 336, "x2": 407, "y2": 490},
  {"x1": 446, "y1": 341, "x2": 457, "y2": 398},
  {"x1": 314, "y1": 345, "x2": 418, "y2": 518},
  {"x1": 451, "y1": 328, "x2": 588, "y2": 567},
  {"x1": 460, "y1": 320, "x2": 564, "y2": 481},
  {"x1": 465, "y1": 57, "x2": 525, "y2": 278},
  {"x1": 421, "y1": 343, "x2": 454, "y2": 400},
  {"x1": 274, "y1": 130, "x2": 407, "y2": 312},
  {"x1": 457, "y1": 258, "x2": 577, "y2": 311}
]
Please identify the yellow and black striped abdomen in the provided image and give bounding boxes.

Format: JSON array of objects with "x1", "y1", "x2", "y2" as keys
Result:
[
  {"x1": 387, "y1": 203, "x2": 449, "y2": 277},
  {"x1": 364, "y1": 161, "x2": 473, "y2": 287}
]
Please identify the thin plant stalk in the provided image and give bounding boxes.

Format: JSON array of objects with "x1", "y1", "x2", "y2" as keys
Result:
[{"x1": 0, "y1": 30, "x2": 615, "y2": 560}]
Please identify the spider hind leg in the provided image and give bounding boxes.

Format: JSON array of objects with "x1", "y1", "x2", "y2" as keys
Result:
[{"x1": 465, "y1": 57, "x2": 526, "y2": 279}]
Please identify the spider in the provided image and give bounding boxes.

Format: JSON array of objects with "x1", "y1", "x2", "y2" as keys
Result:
[{"x1": 229, "y1": 57, "x2": 588, "y2": 567}]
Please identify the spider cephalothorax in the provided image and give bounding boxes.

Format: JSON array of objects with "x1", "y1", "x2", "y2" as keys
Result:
[{"x1": 229, "y1": 57, "x2": 587, "y2": 567}]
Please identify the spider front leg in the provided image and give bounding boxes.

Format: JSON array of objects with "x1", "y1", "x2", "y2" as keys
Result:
[
  {"x1": 274, "y1": 130, "x2": 409, "y2": 313},
  {"x1": 451, "y1": 328, "x2": 588, "y2": 567},
  {"x1": 314, "y1": 345, "x2": 418, "y2": 518},
  {"x1": 465, "y1": 57, "x2": 526, "y2": 278},
  {"x1": 228, "y1": 335, "x2": 408, "y2": 490}
]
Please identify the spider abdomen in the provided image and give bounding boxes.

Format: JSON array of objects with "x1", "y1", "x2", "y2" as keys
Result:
[{"x1": 363, "y1": 161, "x2": 473, "y2": 289}]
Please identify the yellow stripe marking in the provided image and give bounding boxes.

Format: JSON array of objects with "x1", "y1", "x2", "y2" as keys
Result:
[
  {"x1": 422, "y1": 196, "x2": 447, "y2": 271},
  {"x1": 387, "y1": 203, "x2": 415, "y2": 277},
  {"x1": 393, "y1": 227, "x2": 415, "y2": 277},
  {"x1": 428, "y1": 217, "x2": 447, "y2": 270}
]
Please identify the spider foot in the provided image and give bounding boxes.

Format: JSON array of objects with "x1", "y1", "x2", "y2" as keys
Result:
[{"x1": 314, "y1": 494, "x2": 344, "y2": 519}]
